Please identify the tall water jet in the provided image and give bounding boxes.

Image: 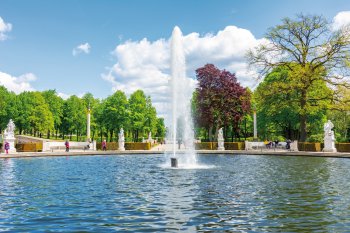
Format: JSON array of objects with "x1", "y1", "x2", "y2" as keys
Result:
[{"x1": 168, "y1": 26, "x2": 197, "y2": 167}]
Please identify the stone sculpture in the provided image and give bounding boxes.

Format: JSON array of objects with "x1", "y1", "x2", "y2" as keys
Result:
[
  {"x1": 323, "y1": 120, "x2": 337, "y2": 152},
  {"x1": 218, "y1": 127, "x2": 225, "y2": 151}
]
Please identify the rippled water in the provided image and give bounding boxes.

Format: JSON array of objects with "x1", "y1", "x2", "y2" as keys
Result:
[{"x1": 1, "y1": 154, "x2": 350, "y2": 232}]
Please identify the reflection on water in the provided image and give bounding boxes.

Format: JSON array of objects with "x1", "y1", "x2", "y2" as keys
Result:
[
  {"x1": 161, "y1": 169, "x2": 198, "y2": 232},
  {"x1": 1, "y1": 155, "x2": 350, "y2": 232}
]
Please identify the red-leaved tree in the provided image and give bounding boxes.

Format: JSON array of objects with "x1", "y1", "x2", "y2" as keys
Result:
[{"x1": 195, "y1": 64, "x2": 250, "y2": 141}]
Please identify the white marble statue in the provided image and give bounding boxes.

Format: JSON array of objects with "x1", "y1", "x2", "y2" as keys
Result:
[
  {"x1": 4, "y1": 119, "x2": 15, "y2": 139},
  {"x1": 118, "y1": 128, "x2": 125, "y2": 151},
  {"x1": 323, "y1": 120, "x2": 337, "y2": 152},
  {"x1": 218, "y1": 127, "x2": 225, "y2": 151},
  {"x1": 3, "y1": 119, "x2": 16, "y2": 153}
]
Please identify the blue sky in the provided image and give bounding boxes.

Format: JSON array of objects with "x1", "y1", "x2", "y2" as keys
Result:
[{"x1": 0, "y1": 0, "x2": 349, "y2": 115}]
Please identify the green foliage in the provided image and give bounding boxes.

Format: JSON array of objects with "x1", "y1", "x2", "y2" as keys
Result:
[
  {"x1": 0, "y1": 85, "x2": 165, "y2": 142},
  {"x1": 103, "y1": 90, "x2": 129, "y2": 135},
  {"x1": 42, "y1": 90, "x2": 64, "y2": 134},
  {"x1": 61, "y1": 95, "x2": 86, "y2": 140},
  {"x1": 254, "y1": 66, "x2": 331, "y2": 141},
  {"x1": 16, "y1": 91, "x2": 54, "y2": 135},
  {"x1": 247, "y1": 14, "x2": 350, "y2": 141},
  {"x1": 156, "y1": 117, "x2": 166, "y2": 138},
  {"x1": 0, "y1": 86, "x2": 17, "y2": 132},
  {"x1": 307, "y1": 134, "x2": 324, "y2": 142}
]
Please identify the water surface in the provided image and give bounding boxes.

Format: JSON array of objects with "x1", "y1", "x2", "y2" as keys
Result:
[{"x1": 0, "y1": 154, "x2": 350, "y2": 232}]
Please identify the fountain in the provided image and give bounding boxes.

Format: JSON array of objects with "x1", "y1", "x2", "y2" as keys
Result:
[{"x1": 168, "y1": 26, "x2": 197, "y2": 168}]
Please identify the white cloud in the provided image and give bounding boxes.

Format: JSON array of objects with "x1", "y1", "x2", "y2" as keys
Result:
[
  {"x1": 0, "y1": 72, "x2": 36, "y2": 94},
  {"x1": 72, "y1": 42, "x2": 91, "y2": 56},
  {"x1": 0, "y1": 16, "x2": 12, "y2": 41},
  {"x1": 103, "y1": 26, "x2": 267, "y2": 117},
  {"x1": 332, "y1": 11, "x2": 350, "y2": 30},
  {"x1": 57, "y1": 92, "x2": 86, "y2": 100}
]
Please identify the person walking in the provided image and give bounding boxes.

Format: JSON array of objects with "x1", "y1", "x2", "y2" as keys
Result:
[
  {"x1": 65, "y1": 140, "x2": 70, "y2": 152},
  {"x1": 4, "y1": 141, "x2": 10, "y2": 154},
  {"x1": 102, "y1": 140, "x2": 107, "y2": 151}
]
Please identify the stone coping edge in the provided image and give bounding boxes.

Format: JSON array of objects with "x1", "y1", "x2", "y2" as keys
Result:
[{"x1": 1, "y1": 150, "x2": 350, "y2": 159}]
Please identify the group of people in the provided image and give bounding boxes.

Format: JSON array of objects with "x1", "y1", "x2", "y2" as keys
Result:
[
  {"x1": 264, "y1": 140, "x2": 280, "y2": 149},
  {"x1": 264, "y1": 139, "x2": 293, "y2": 150}
]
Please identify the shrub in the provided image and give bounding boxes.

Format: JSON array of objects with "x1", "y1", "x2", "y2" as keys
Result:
[
  {"x1": 16, "y1": 143, "x2": 41, "y2": 152},
  {"x1": 336, "y1": 143, "x2": 350, "y2": 152},
  {"x1": 96, "y1": 142, "x2": 118, "y2": 150},
  {"x1": 298, "y1": 142, "x2": 321, "y2": 152},
  {"x1": 224, "y1": 142, "x2": 245, "y2": 150},
  {"x1": 195, "y1": 142, "x2": 212, "y2": 150},
  {"x1": 125, "y1": 142, "x2": 151, "y2": 150}
]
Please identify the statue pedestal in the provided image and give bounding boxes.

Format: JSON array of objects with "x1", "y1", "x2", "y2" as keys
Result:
[
  {"x1": 218, "y1": 139, "x2": 225, "y2": 151},
  {"x1": 118, "y1": 140, "x2": 125, "y2": 151},
  {"x1": 290, "y1": 140, "x2": 299, "y2": 152},
  {"x1": 323, "y1": 135, "x2": 337, "y2": 152},
  {"x1": 3, "y1": 137, "x2": 17, "y2": 153}
]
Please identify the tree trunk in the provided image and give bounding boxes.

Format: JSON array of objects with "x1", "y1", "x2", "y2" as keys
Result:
[
  {"x1": 109, "y1": 129, "x2": 113, "y2": 142},
  {"x1": 231, "y1": 125, "x2": 234, "y2": 142},
  {"x1": 207, "y1": 127, "x2": 210, "y2": 141},
  {"x1": 47, "y1": 130, "x2": 50, "y2": 139},
  {"x1": 208, "y1": 125, "x2": 213, "y2": 142},
  {"x1": 300, "y1": 90, "x2": 307, "y2": 142},
  {"x1": 214, "y1": 124, "x2": 219, "y2": 141}
]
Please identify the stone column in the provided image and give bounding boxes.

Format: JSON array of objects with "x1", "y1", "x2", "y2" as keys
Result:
[
  {"x1": 87, "y1": 105, "x2": 91, "y2": 142},
  {"x1": 253, "y1": 110, "x2": 257, "y2": 140}
]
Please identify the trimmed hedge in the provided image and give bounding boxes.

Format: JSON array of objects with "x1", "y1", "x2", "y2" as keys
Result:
[
  {"x1": 336, "y1": 143, "x2": 350, "y2": 152},
  {"x1": 96, "y1": 142, "x2": 151, "y2": 150},
  {"x1": 224, "y1": 142, "x2": 245, "y2": 150},
  {"x1": 16, "y1": 143, "x2": 42, "y2": 152},
  {"x1": 298, "y1": 142, "x2": 321, "y2": 152},
  {"x1": 125, "y1": 142, "x2": 151, "y2": 150},
  {"x1": 195, "y1": 142, "x2": 245, "y2": 150},
  {"x1": 195, "y1": 142, "x2": 213, "y2": 150},
  {"x1": 96, "y1": 142, "x2": 119, "y2": 150}
]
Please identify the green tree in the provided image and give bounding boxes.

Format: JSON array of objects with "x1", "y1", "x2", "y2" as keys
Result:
[
  {"x1": 155, "y1": 117, "x2": 166, "y2": 139},
  {"x1": 93, "y1": 99, "x2": 106, "y2": 142},
  {"x1": 61, "y1": 95, "x2": 86, "y2": 141},
  {"x1": 29, "y1": 92, "x2": 54, "y2": 136},
  {"x1": 16, "y1": 91, "x2": 54, "y2": 136},
  {"x1": 42, "y1": 90, "x2": 64, "y2": 139},
  {"x1": 103, "y1": 91, "x2": 129, "y2": 142},
  {"x1": 254, "y1": 66, "x2": 331, "y2": 140},
  {"x1": 327, "y1": 86, "x2": 350, "y2": 141},
  {"x1": 128, "y1": 90, "x2": 147, "y2": 141},
  {"x1": 144, "y1": 96, "x2": 158, "y2": 135},
  {"x1": 247, "y1": 14, "x2": 350, "y2": 141},
  {"x1": 0, "y1": 86, "x2": 16, "y2": 133}
]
